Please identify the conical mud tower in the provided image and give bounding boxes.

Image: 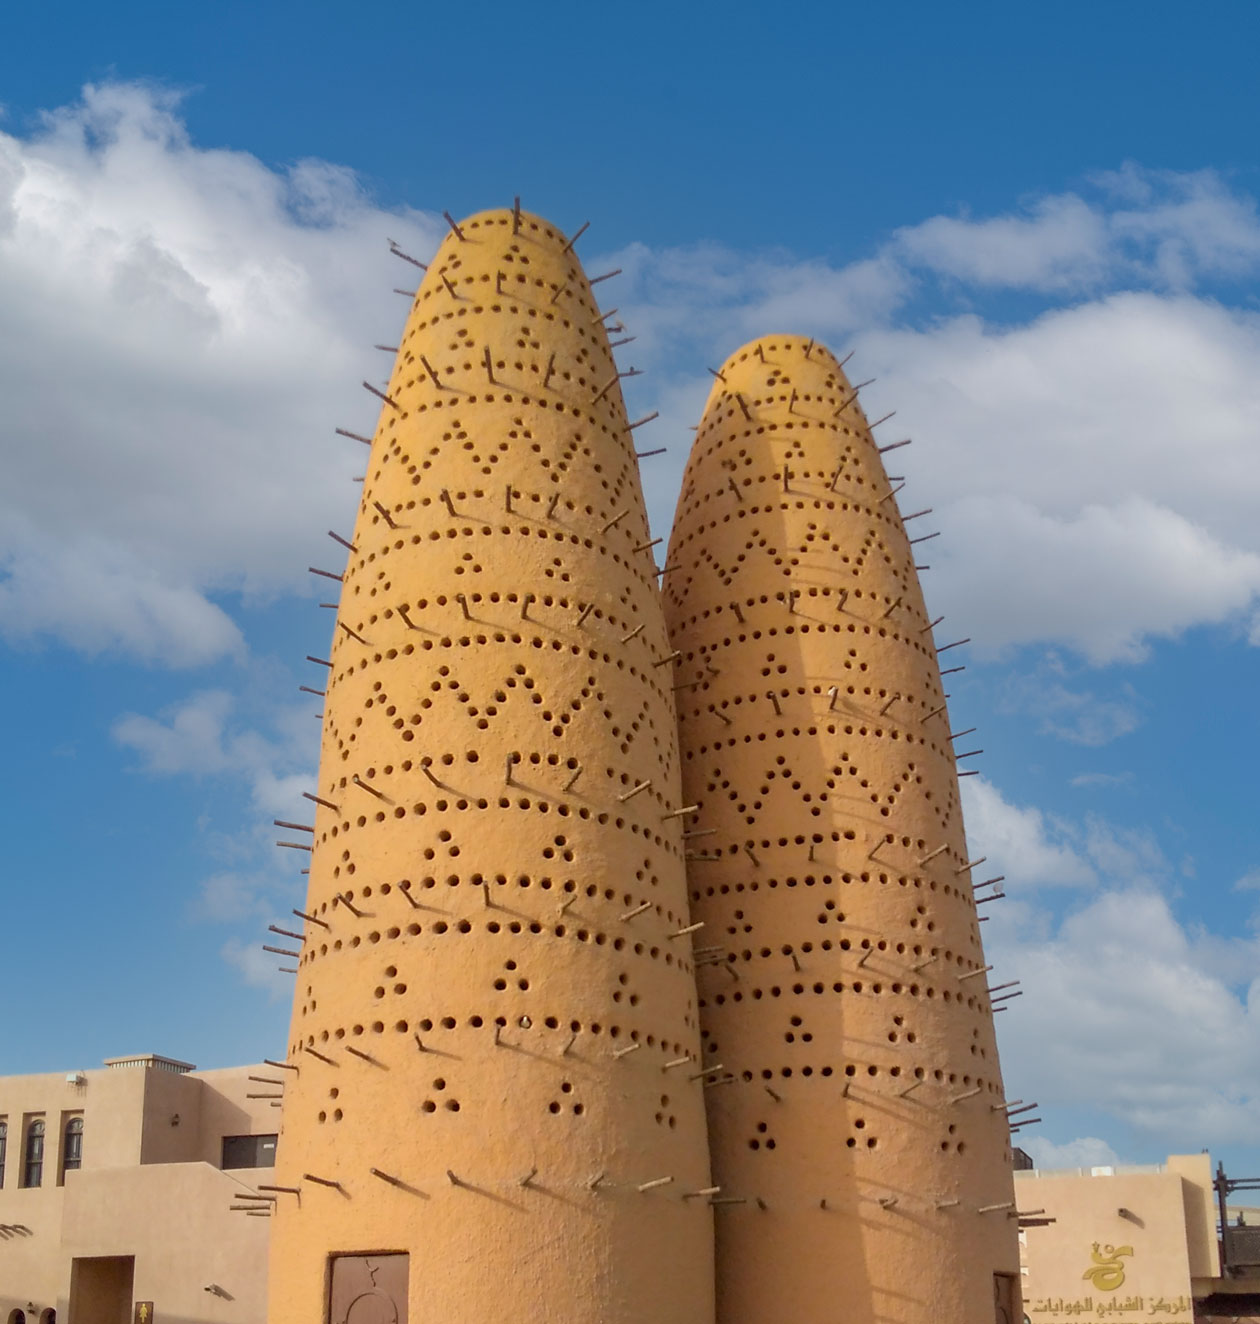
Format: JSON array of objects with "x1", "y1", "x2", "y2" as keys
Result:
[
  {"x1": 268, "y1": 209, "x2": 714, "y2": 1324},
  {"x1": 661, "y1": 336, "x2": 1020, "y2": 1323}
]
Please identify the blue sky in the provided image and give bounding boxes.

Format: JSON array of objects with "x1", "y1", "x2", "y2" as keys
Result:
[{"x1": 3, "y1": 1, "x2": 1260, "y2": 1177}]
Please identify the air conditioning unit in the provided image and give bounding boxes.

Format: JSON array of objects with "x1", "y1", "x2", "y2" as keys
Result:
[{"x1": 66, "y1": 1072, "x2": 86, "y2": 1085}]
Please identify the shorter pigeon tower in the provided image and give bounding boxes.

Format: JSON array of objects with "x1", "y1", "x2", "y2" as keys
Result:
[{"x1": 662, "y1": 335, "x2": 1021, "y2": 1323}]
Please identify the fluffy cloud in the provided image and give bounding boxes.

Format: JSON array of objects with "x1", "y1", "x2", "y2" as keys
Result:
[
  {"x1": 1019, "y1": 1136, "x2": 1123, "y2": 1170},
  {"x1": 7, "y1": 85, "x2": 1260, "y2": 669},
  {"x1": 990, "y1": 888, "x2": 1260, "y2": 1145},
  {"x1": 962, "y1": 778, "x2": 1097, "y2": 889},
  {"x1": 0, "y1": 82, "x2": 441, "y2": 666},
  {"x1": 962, "y1": 776, "x2": 1260, "y2": 1149}
]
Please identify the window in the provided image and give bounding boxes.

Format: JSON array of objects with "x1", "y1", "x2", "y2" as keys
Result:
[
  {"x1": 23, "y1": 1118, "x2": 45, "y2": 1188},
  {"x1": 221, "y1": 1134, "x2": 278, "y2": 1169},
  {"x1": 62, "y1": 1116, "x2": 83, "y2": 1178},
  {"x1": 0, "y1": 1119, "x2": 7, "y2": 1188}
]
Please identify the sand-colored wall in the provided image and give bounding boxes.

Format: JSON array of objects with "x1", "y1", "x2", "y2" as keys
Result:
[
  {"x1": 0, "y1": 1061, "x2": 277, "y2": 1324},
  {"x1": 267, "y1": 207, "x2": 714, "y2": 1323},
  {"x1": 661, "y1": 335, "x2": 1020, "y2": 1323},
  {"x1": 1017, "y1": 1166, "x2": 1196, "y2": 1322}
]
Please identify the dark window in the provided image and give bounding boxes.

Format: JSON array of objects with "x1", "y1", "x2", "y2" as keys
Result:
[
  {"x1": 62, "y1": 1116, "x2": 83, "y2": 1175},
  {"x1": 23, "y1": 1119, "x2": 45, "y2": 1188},
  {"x1": 221, "y1": 1134, "x2": 278, "y2": 1169},
  {"x1": 0, "y1": 1119, "x2": 7, "y2": 1188}
]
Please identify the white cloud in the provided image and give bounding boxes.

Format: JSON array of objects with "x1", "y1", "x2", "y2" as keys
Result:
[
  {"x1": 1019, "y1": 1136, "x2": 1123, "y2": 1170},
  {"x1": 7, "y1": 87, "x2": 1260, "y2": 670},
  {"x1": 962, "y1": 778, "x2": 1097, "y2": 889},
  {"x1": 113, "y1": 687, "x2": 313, "y2": 817},
  {"x1": 893, "y1": 193, "x2": 1110, "y2": 291},
  {"x1": 991, "y1": 888, "x2": 1260, "y2": 1146},
  {"x1": 1070, "y1": 773, "x2": 1133, "y2": 789},
  {"x1": 220, "y1": 936, "x2": 293, "y2": 1001},
  {"x1": 0, "y1": 82, "x2": 442, "y2": 665},
  {"x1": 1000, "y1": 664, "x2": 1142, "y2": 746}
]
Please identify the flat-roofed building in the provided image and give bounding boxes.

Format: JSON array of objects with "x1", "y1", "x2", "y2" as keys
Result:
[
  {"x1": 0, "y1": 1054, "x2": 279, "y2": 1324},
  {"x1": 1016, "y1": 1153, "x2": 1260, "y2": 1323}
]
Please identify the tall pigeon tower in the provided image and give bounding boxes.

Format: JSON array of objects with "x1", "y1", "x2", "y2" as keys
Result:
[
  {"x1": 267, "y1": 209, "x2": 714, "y2": 1324},
  {"x1": 661, "y1": 335, "x2": 1020, "y2": 1323}
]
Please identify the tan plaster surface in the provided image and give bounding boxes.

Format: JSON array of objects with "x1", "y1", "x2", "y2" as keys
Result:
[{"x1": 662, "y1": 334, "x2": 1020, "y2": 1322}]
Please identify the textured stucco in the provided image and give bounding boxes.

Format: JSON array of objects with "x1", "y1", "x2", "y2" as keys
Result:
[
  {"x1": 661, "y1": 335, "x2": 1021, "y2": 1322},
  {"x1": 267, "y1": 208, "x2": 715, "y2": 1323}
]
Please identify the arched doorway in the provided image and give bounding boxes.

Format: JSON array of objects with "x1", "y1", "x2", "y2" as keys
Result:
[
  {"x1": 39, "y1": 1310, "x2": 55, "y2": 1324},
  {"x1": 8, "y1": 1309, "x2": 27, "y2": 1324}
]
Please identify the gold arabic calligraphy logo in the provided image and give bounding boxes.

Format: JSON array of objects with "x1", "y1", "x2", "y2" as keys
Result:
[{"x1": 1082, "y1": 1242, "x2": 1133, "y2": 1291}]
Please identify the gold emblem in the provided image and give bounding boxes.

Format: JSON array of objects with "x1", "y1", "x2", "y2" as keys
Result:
[{"x1": 1082, "y1": 1242, "x2": 1133, "y2": 1291}]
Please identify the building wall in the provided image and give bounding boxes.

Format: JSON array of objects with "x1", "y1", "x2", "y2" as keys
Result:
[
  {"x1": 0, "y1": 1059, "x2": 278, "y2": 1324},
  {"x1": 662, "y1": 334, "x2": 1020, "y2": 1324},
  {"x1": 1016, "y1": 1159, "x2": 1216, "y2": 1323}
]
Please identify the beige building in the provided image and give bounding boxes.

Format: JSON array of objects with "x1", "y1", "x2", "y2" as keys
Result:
[
  {"x1": 1017, "y1": 1153, "x2": 1260, "y2": 1323},
  {"x1": 0, "y1": 1054, "x2": 280, "y2": 1324}
]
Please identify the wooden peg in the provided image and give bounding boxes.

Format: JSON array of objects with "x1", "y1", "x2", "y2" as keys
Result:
[
  {"x1": 766, "y1": 691, "x2": 782, "y2": 715},
  {"x1": 765, "y1": 1086, "x2": 781, "y2": 1102},
  {"x1": 881, "y1": 596, "x2": 902, "y2": 620},
  {"x1": 372, "y1": 501, "x2": 398, "y2": 529},
  {"x1": 879, "y1": 692, "x2": 901, "y2": 716},
  {"x1": 420, "y1": 762, "x2": 445, "y2": 788},
  {"x1": 542, "y1": 352, "x2": 556, "y2": 389},
  {"x1": 661, "y1": 804, "x2": 699, "y2": 820},
  {"x1": 512, "y1": 195, "x2": 521, "y2": 233},
  {"x1": 440, "y1": 272, "x2": 459, "y2": 299},
  {"x1": 334, "y1": 892, "x2": 363, "y2": 916},
  {"x1": 439, "y1": 489, "x2": 457, "y2": 517},
  {"x1": 563, "y1": 763, "x2": 583, "y2": 791},
  {"x1": 603, "y1": 509, "x2": 629, "y2": 532},
  {"x1": 663, "y1": 1056, "x2": 691, "y2": 1071},
  {"x1": 954, "y1": 856, "x2": 986, "y2": 874},
  {"x1": 735, "y1": 393, "x2": 752, "y2": 420},
  {"x1": 636, "y1": 447, "x2": 667, "y2": 459},
  {"x1": 292, "y1": 909, "x2": 328, "y2": 929},
  {"x1": 518, "y1": 1168, "x2": 538, "y2": 1189},
  {"x1": 338, "y1": 621, "x2": 370, "y2": 646},
  {"x1": 670, "y1": 921, "x2": 704, "y2": 939},
  {"x1": 361, "y1": 381, "x2": 400, "y2": 412},
  {"x1": 303, "y1": 1047, "x2": 336, "y2": 1065},
  {"x1": 637, "y1": 1175, "x2": 674, "y2": 1192},
  {"x1": 387, "y1": 240, "x2": 427, "y2": 270},
  {"x1": 613, "y1": 1042, "x2": 641, "y2": 1058},
  {"x1": 868, "y1": 411, "x2": 896, "y2": 429},
  {"x1": 958, "y1": 965, "x2": 994, "y2": 981},
  {"x1": 562, "y1": 220, "x2": 590, "y2": 253},
  {"x1": 309, "y1": 568, "x2": 343, "y2": 583},
  {"x1": 352, "y1": 775, "x2": 385, "y2": 800},
  {"x1": 628, "y1": 412, "x2": 659, "y2": 429},
  {"x1": 744, "y1": 844, "x2": 760, "y2": 867},
  {"x1": 299, "y1": 686, "x2": 325, "y2": 699},
  {"x1": 621, "y1": 901, "x2": 652, "y2": 920},
  {"x1": 455, "y1": 593, "x2": 471, "y2": 620},
  {"x1": 304, "y1": 1173, "x2": 342, "y2": 1189},
  {"x1": 546, "y1": 492, "x2": 562, "y2": 518},
  {"x1": 520, "y1": 592, "x2": 534, "y2": 620},
  {"x1": 707, "y1": 366, "x2": 727, "y2": 383},
  {"x1": 335, "y1": 427, "x2": 373, "y2": 445},
  {"x1": 589, "y1": 267, "x2": 621, "y2": 284},
  {"x1": 618, "y1": 780, "x2": 651, "y2": 802}
]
